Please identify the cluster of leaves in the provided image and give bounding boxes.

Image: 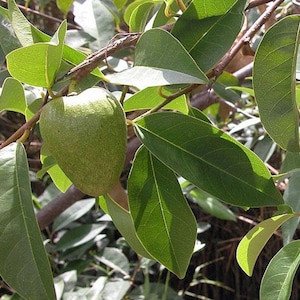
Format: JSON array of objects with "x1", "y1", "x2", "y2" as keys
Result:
[{"x1": 1, "y1": 0, "x2": 300, "y2": 299}]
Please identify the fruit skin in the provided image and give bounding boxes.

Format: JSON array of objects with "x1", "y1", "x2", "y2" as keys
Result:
[{"x1": 39, "y1": 87, "x2": 127, "y2": 196}]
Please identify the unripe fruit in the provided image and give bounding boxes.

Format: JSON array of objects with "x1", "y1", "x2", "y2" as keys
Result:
[{"x1": 39, "y1": 87, "x2": 127, "y2": 196}]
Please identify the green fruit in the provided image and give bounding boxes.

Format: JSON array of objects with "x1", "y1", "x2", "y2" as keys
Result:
[{"x1": 39, "y1": 87, "x2": 127, "y2": 196}]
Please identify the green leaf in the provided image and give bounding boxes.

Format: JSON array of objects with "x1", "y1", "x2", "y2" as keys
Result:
[
  {"x1": 135, "y1": 28, "x2": 208, "y2": 82},
  {"x1": 253, "y1": 15, "x2": 300, "y2": 152},
  {"x1": 7, "y1": 0, "x2": 35, "y2": 46},
  {"x1": 172, "y1": 0, "x2": 246, "y2": 72},
  {"x1": 7, "y1": 20, "x2": 67, "y2": 88},
  {"x1": 213, "y1": 72, "x2": 241, "y2": 103},
  {"x1": 101, "y1": 194, "x2": 154, "y2": 259},
  {"x1": 7, "y1": 0, "x2": 104, "y2": 79},
  {"x1": 128, "y1": 2, "x2": 154, "y2": 32},
  {"x1": 0, "y1": 77, "x2": 27, "y2": 115},
  {"x1": 236, "y1": 214, "x2": 295, "y2": 276},
  {"x1": 108, "y1": 28, "x2": 208, "y2": 88},
  {"x1": 55, "y1": 223, "x2": 106, "y2": 251},
  {"x1": 123, "y1": 86, "x2": 188, "y2": 113},
  {"x1": 188, "y1": 188, "x2": 236, "y2": 221},
  {"x1": 57, "y1": 0, "x2": 74, "y2": 17},
  {"x1": 39, "y1": 147, "x2": 72, "y2": 193},
  {"x1": 134, "y1": 112, "x2": 284, "y2": 207},
  {"x1": 124, "y1": 0, "x2": 160, "y2": 25},
  {"x1": 128, "y1": 146, "x2": 197, "y2": 278},
  {"x1": 0, "y1": 142, "x2": 55, "y2": 299},
  {"x1": 188, "y1": 106, "x2": 212, "y2": 123},
  {"x1": 260, "y1": 240, "x2": 300, "y2": 300},
  {"x1": 107, "y1": 66, "x2": 205, "y2": 89}
]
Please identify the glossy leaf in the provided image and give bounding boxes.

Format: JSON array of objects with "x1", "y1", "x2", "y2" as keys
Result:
[
  {"x1": 108, "y1": 28, "x2": 208, "y2": 88},
  {"x1": 260, "y1": 240, "x2": 300, "y2": 300},
  {"x1": 253, "y1": 15, "x2": 300, "y2": 152},
  {"x1": 172, "y1": 0, "x2": 246, "y2": 72},
  {"x1": 134, "y1": 112, "x2": 284, "y2": 207},
  {"x1": 57, "y1": 0, "x2": 74, "y2": 16},
  {"x1": 236, "y1": 214, "x2": 295, "y2": 276},
  {"x1": 128, "y1": 146, "x2": 198, "y2": 278},
  {"x1": 107, "y1": 66, "x2": 205, "y2": 89},
  {"x1": 0, "y1": 142, "x2": 55, "y2": 299},
  {"x1": 128, "y1": 2, "x2": 154, "y2": 32},
  {"x1": 7, "y1": 21, "x2": 66, "y2": 88},
  {"x1": 7, "y1": 0, "x2": 104, "y2": 79},
  {"x1": 39, "y1": 147, "x2": 72, "y2": 193},
  {"x1": 101, "y1": 194, "x2": 154, "y2": 259},
  {"x1": 0, "y1": 77, "x2": 26, "y2": 115},
  {"x1": 123, "y1": 86, "x2": 188, "y2": 113},
  {"x1": 135, "y1": 29, "x2": 208, "y2": 82},
  {"x1": 0, "y1": 7, "x2": 22, "y2": 54},
  {"x1": 124, "y1": 0, "x2": 160, "y2": 25},
  {"x1": 7, "y1": 0, "x2": 35, "y2": 46}
]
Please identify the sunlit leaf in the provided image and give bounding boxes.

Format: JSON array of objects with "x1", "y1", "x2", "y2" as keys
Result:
[
  {"x1": 57, "y1": 0, "x2": 74, "y2": 17},
  {"x1": 253, "y1": 15, "x2": 300, "y2": 152},
  {"x1": 236, "y1": 214, "x2": 295, "y2": 276},
  {"x1": 128, "y1": 146, "x2": 198, "y2": 278},
  {"x1": 0, "y1": 7, "x2": 22, "y2": 54},
  {"x1": 7, "y1": 21, "x2": 67, "y2": 88},
  {"x1": 7, "y1": 0, "x2": 104, "y2": 79},
  {"x1": 39, "y1": 148, "x2": 72, "y2": 193},
  {"x1": 135, "y1": 29, "x2": 208, "y2": 82},
  {"x1": 260, "y1": 240, "x2": 300, "y2": 300},
  {"x1": 128, "y1": 2, "x2": 154, "y2": 32},
  {"x1": 134, "y1": 112, "x2": 284, "y2": 207},
  {"x1": 172, "y1": 0, "x2": 246, "y2": 71},
  {"x1": 0, "y1": 77, "x2": 26, "y2": 115},
  {"x1": 0, "y1": 142, "x2": 55, "y2": 299},
  {"x1": 107, "y1": 66, "x2": 205, "y2": 89},
  {"x1": 123, "y1": 86, "x2": 188, "y2": 113}
]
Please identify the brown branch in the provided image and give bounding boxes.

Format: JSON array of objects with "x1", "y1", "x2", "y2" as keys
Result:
[
  {"x1": 247, "y1": 0, "x2": 275, "y2": 9},
  {"x1": 214, "y1": 0, "x2": 285, "y2": 77},
  {"x1": 37, "y1": 185, "x2": 85, "y2": 230}
]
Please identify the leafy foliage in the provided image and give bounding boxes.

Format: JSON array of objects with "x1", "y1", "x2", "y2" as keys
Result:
[{"x1": 1, "y1": 0, "x2": 300, "y2": 299}]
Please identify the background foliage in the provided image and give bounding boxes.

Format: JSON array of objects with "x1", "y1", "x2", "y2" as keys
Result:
[{"x1": 1, "y1": 0, "x2": 300, "y2": 299}]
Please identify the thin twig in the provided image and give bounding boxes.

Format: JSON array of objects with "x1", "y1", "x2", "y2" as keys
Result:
[{"x1": 0, "y1": 109, "x2": 42, "y2": 149}]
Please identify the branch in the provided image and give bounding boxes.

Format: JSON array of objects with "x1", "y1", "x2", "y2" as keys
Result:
[
  {"x1": 0, "y1": 108, "x2": 42, "y2": 149},
  {"x1": 37, "y1": 185, "x2": 85, "y2": 230},
  {"x1": 214, "y1": 0, "x2": 285, "y2": 76}
]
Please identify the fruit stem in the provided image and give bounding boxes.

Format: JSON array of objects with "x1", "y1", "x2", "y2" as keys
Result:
[{"x1": 120, "y1": 86, "x2": 129, "y2": 105}]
